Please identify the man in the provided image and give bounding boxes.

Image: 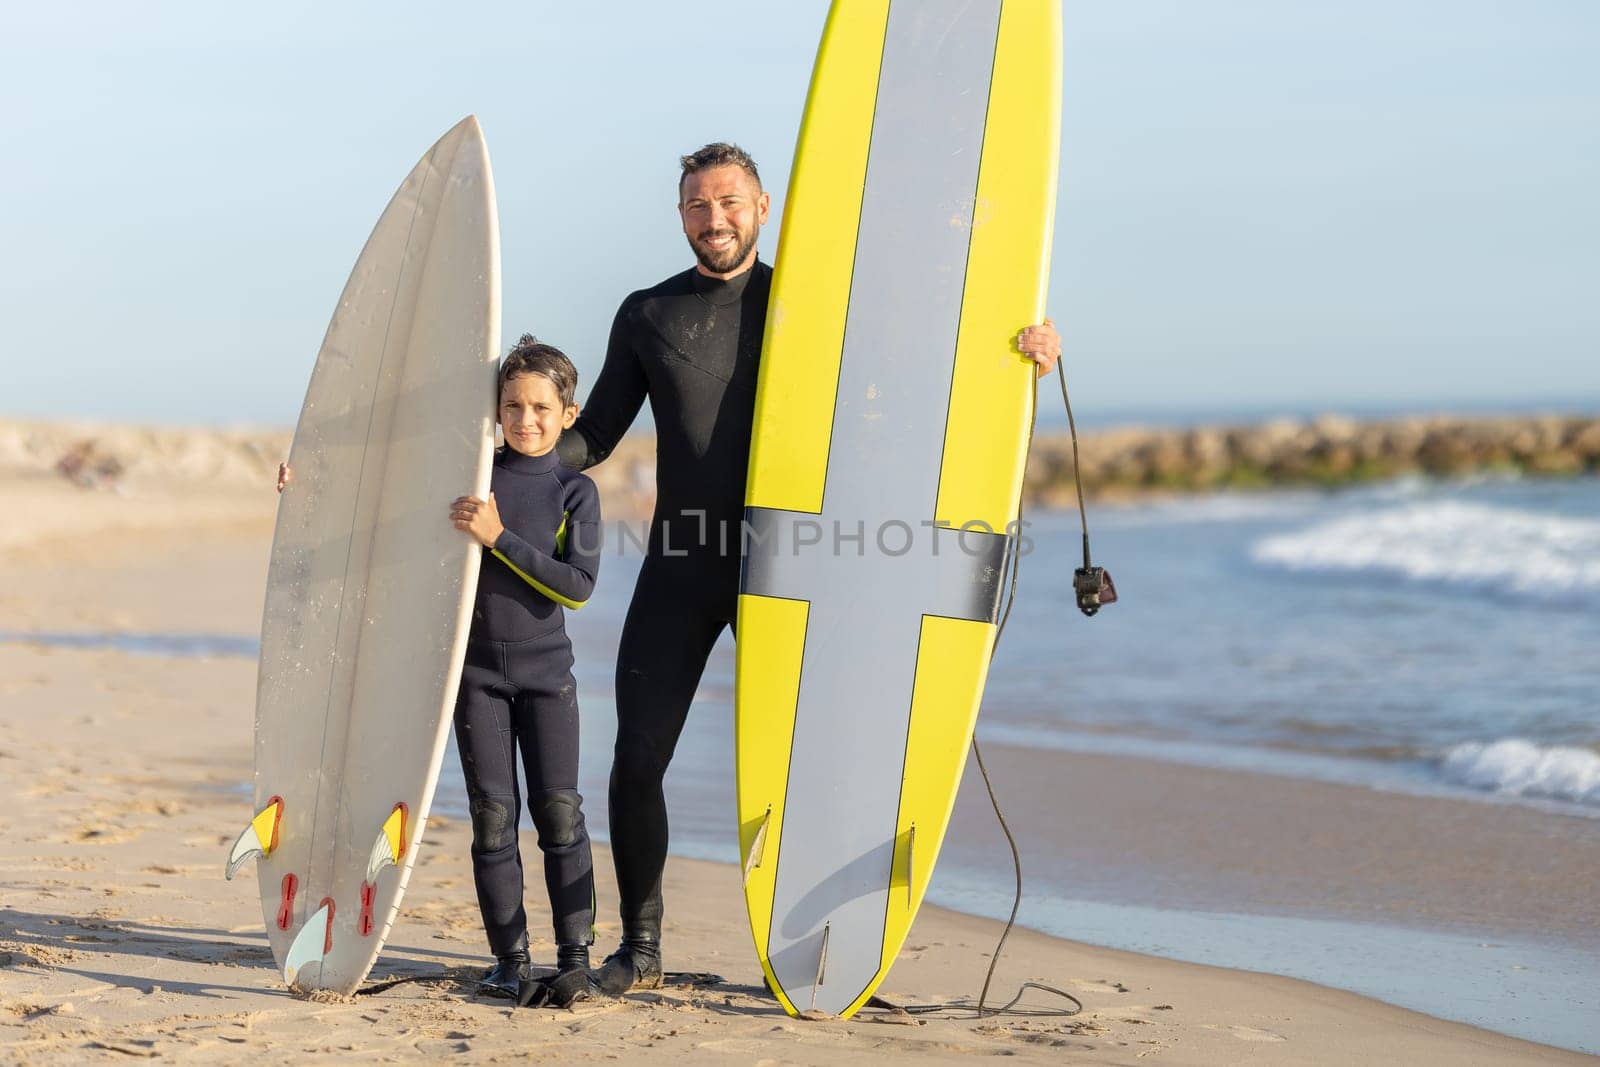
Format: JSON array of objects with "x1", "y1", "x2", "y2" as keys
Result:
[{"x1": 557, "y1": 143, "x2": 1060, "y2": 993}]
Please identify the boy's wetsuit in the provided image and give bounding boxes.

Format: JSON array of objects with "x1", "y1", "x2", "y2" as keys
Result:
[
  {"x1": 556, "y1": 261, "x2": 770, "y2": 948},
  {"x1": 454, "y1": 445, "x2": 601, "y2": 956}
]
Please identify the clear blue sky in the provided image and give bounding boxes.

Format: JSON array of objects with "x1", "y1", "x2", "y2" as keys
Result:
[{"x1": 2, "y1": 1, "x2": 1596, "y2": 426}]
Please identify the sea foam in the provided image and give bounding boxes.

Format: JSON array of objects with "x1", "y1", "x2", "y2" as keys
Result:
[
  {"x1": 1439, "y1": 739, "x2": 1600, "y2": 807},
  {"x1": 1250, "y1": 500, "x2": 1600, "y2": 602}
]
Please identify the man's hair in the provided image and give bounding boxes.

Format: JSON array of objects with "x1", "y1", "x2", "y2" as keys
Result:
[
  {"x1": 499, "y1": 334, "x2": 578, "y2": 408},
  {"x1": 679, "y1": 142, "x2": 761, "y2": 195}
]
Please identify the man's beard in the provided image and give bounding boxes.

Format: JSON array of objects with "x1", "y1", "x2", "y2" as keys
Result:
[{"x1": 690, "y1": 225, "x2": 758, "y2": 275}]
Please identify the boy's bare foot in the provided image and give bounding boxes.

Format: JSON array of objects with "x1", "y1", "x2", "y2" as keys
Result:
[{"x1": 276, "y1": 462, "x2": 292, "y2": 493}]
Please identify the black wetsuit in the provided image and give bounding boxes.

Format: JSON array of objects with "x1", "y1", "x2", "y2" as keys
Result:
[
  {"x1": 454, "y1": 445, "x2": 602, "y2": 955},
  {"x1": 557, "y1": 261, "x2": 770, "y2": 941}
]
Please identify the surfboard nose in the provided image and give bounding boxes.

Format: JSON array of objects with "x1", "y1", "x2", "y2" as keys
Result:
[{"x1": 444, "y1": 113, "x2": 482, "y2": 141}]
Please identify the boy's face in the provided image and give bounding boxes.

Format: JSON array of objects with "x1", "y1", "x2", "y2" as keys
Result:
[{"x1": 499, "y1": 372, "x2": 577, "y2": 457}]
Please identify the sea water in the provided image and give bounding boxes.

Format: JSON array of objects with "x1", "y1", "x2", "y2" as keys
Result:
[{"x1": 989, "y1": 473, "x2": 1600, "y2": 813}]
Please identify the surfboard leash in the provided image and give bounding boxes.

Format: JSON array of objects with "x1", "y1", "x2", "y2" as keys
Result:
[
  {"x1": 1056, "y1": 364, "x2": 1118, "y2": 616},
  {"x1": 355, "y1": 969, "x2": 725, "y2": 998},
  {"x1": 866, "y1": 362, "x2": 1109, "y2": 1024},
  {"x1": 969, "y1": 363, "x2": 1105, "y2": 1019}
]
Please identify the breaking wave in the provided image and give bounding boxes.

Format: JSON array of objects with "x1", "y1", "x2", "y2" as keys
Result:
[
  {"x1": 1250, "y1": 501, "x2": 1600, "y2": 603},
  {"x1": 1439, "y1": 739, "x2": 1600, "y2": 808}
]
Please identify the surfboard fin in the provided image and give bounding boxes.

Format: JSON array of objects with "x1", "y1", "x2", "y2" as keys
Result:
[
  {"x1": 224, "y1": 796, "x2": 284, "y2": 879},
  {"x1": 283, "y1": 898, "x2": 334, "y2": 989},
  {"x1": 358, "y1": 803, "x2": 409, "y2": 937},
  {"x1": 905, "y1": 823, "x2": 916, "y2": 908},
  {"x1": 809, "y1": 923, "x2": 831, "y2": 1011},
  {"x1": 742, "y1": 806, "x2": 772, "y2": 886},
  {"x1": 364, "y1": 803, "x2": 409, "y2": 884}
]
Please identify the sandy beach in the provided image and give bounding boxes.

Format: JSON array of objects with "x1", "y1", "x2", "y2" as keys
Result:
[{"x1": 1, "y1": 448, "x2": 1595, "y2": 1064}]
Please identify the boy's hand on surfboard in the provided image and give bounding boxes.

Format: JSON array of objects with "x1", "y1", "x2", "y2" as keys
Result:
[
  {"x1": 1017, "y1": 319, "x2": 1060, "y2": 376},
  {"x1": 276, "y1": 462, "x2": 292, "y2": 493},
  {"x1": 451, "y1": 493, "x2": 505, "y2": 548}
]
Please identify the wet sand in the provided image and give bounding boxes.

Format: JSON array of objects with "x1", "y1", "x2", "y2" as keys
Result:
[{"x1": 942, "y1": 741, "x2": 1600, "y2": 945}]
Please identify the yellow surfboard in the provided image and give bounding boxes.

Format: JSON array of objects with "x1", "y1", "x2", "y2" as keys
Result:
[{"x1": 735, "y1": 0, "x2": 1061, "y2": 1018}]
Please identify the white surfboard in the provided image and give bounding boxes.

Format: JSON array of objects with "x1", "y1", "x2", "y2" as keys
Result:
[{"x1": 227, "y1": 116, "x2": 500, "y2": 994}]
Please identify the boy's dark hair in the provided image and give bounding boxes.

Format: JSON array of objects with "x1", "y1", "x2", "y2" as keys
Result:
[
  {"x1": 499, "y1": 334, "x2": 578, "y2": 408},
  {"x1": 679, "y1": 142, "x2": 761, "y2": 195}
]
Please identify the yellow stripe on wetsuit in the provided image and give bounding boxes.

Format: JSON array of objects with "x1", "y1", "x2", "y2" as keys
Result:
[{"x1": 492, "y1": 512, "x2": 588, "y2": 610}]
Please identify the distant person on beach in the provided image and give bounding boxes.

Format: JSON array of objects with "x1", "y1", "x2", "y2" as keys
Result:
[{"x1": 554, "y1": 142, "x2": 1062, "y2": 994}]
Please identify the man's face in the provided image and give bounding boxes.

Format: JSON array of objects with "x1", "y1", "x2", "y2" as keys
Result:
[{"x1": 679, "y1": 164, "x2": 770, "y2": 277}]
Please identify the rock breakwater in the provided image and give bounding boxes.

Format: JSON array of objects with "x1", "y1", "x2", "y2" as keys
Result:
[{"x1": 1025, "y1": 414, "x2": 1600, "y2": 505}]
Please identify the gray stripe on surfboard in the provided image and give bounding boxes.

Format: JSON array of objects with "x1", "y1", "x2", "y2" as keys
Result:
[
  {"x1": 742, "y1": 511, "x2": 1008, "y2": 626},
  {"x1": 749, "y1": 0, "x2": 1004, "y2": 1016}
]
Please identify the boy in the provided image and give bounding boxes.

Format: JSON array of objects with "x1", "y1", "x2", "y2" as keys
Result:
[{"x1": 448, "y1": 334, "x2": 601, "y2": 1007}]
